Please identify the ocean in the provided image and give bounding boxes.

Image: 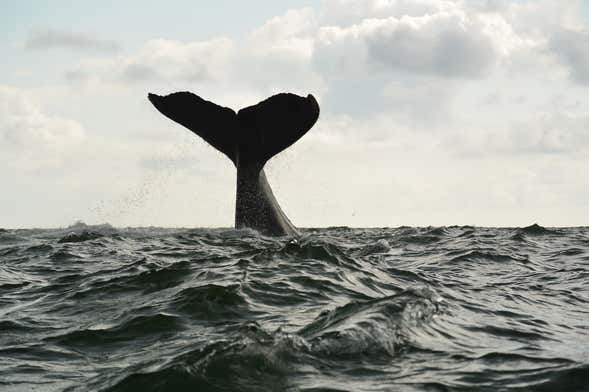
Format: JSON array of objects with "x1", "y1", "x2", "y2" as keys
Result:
[{"x1": 1, "y1": 223, "x2": 588, "y2": 391}]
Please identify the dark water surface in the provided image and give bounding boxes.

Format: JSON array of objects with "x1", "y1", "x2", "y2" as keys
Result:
[{"x1": 1, "y1": 223, "x2": 589, "y2": 391}]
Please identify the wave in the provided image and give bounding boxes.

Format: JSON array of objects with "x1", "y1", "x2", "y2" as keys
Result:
[
  {"x1": 279, "y1": 237, "x2": 357, "y2": 267},
  {"x1": 447, "y1": 249, "x2": 530, "y2": 264},
  {"x1": 299, "y1": 286, "x2": 442, "y2": 358},
  {"x1": 517, "y1": 223, "x2": 560, "y2": 236},
  {"x1": 72, "y1": 286, "x2": 442, "y2": 392},
  {"x1": 47, "y1": 313, "x2": 183, "y2": 350},
  {"x1": 169, "y1": 284, "x2": 251, "y2": 320},
  {"x1": 3, "y1": 226, "x2": 589, "y2": 391}
]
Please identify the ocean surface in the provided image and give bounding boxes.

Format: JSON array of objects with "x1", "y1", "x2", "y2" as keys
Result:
[{"x1": 1, "y1": 223, "x2": 588, "y2": 391}]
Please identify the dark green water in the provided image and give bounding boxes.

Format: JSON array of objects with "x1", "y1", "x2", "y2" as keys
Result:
[{"x1": 1, "y1": 223, "x2": 588, "y2": 391}]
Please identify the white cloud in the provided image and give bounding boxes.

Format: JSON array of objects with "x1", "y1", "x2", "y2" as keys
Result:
[
  {"x1": 0, "y1": 85, "x2": 85, "y2": 170},
  {"x1": 320, "y1": 0, "x2": 457, "y2": 26},
  {"x1": 314, "y1": 1, "x2": 543, "y2": 79},
  {"x1": 249, "y1": 7, "x2": 317, "y2": 55},
  {"x1": 67, "y1": 37, "x2": 234, "y2": 85},
  {"x1": 66, "y1": 33, "x2": 326, "y2": 106},
  {"x1": 484, "y1": 0, "x2": 586, "y2": 38}
]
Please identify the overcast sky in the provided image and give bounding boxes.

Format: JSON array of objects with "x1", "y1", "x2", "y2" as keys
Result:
[{"x1": 1, "y1": 0, "x2": 588, "y2": 228}]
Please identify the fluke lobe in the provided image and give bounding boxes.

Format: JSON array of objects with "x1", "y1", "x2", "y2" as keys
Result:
[{"x1": 148, "y1": 92, "x2": 320, "y2": 236}]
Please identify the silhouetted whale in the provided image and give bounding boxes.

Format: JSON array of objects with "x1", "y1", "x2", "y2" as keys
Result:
[{"x1": 148, "y1": 92, "x2": 320, "y2": 236}]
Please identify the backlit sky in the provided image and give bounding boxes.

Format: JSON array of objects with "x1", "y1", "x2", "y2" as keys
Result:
[{"x1": 1, "y1": 0, "x2": 588, "y2": 228}]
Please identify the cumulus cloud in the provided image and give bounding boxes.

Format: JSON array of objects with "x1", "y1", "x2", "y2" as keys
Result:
[
  {"x1": 0, "y1": 86, "x2": 85, "y2": 170},
  {"x1": 62, "y1": 0, "x2": 573, "y2": 97},
  {"x1": 481, "y1": 0, "x2": 586, "y2": 38},
  {"x1": 65, "y1": 23, "x2": 326, "y2": 103},
  {"x1": 314, "y1": 2, "x2": 542, "y2": 79},
  {"x1": 236, "y1": 8, "x2": 326, "y2": 93},
  {"x1": 249, "y1": 7, "x2": 317, "y2": 54},
  {"x1": 368, "y1": 18, "x2": 495, "y2": 77},
  {"x1": 25, "y1": 29, "x2": 119, "y2": 51},
  {"x1": 320, "y1": 0, "x2": 457, "y2": 26},
  {"x1": 64, "y1": 9, "x2": 321, "y2": 92},
  {"x1": 66, "y1": 37, "x2": 233, "y2": 85}
]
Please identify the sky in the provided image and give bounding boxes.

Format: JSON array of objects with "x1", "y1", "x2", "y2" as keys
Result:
[{"x1": 1, "y1": 0, "x2": 588, "y2": 228}]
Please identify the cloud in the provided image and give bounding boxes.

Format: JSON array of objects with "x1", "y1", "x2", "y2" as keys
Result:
[
  {"x1": 65, "y1": 22, "x2": 325, "y2": 103},
  {"x1": 550, "y1": 29, "x2": 589, "y2": 85},
  {"x1": 25, "y1": 29, "x2": 119, "y2": 51},
  {"x1": 238, "y1": 8, "x2": 325, "y2": 93},
  {"x1": 61, "y1": 0, "x2": 568, "y2": 99},
  {"x1": 65, "y1": 37, "x2": 233, "y2": 85},
  {"x1": 0, "y1": 85, "x2": 85, "y2": 171},
  {"x1": 66, "y1": 8, "x2": 319, "y2": 89},
  {"x1": 441, "y1": 110, "x2": 589, "y2": 157},
  {"x1": 314, "y1": 3, "x2": 542, "y2": 79},
  {"x1": 320, "y1": 0, "x2": 457, "y2": 26},
  {"x1": 485, "y1": 0, "x2": 586, "y2": 38},
  {"x1": 58, "y1": 2, "x2": 588, "y2": 142},
  {"x1": 367, "y1": 18, "x2": 496, "y2": 78},
  {"x1": 249, "y1": 7, "x2": 317, "y2": 53}
]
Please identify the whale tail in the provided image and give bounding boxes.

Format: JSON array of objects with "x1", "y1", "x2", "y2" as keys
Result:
[
  {"x1": 148, "y1": 91, "x2": 320, "y2": 236},
  {"x1": 147, "y1": 92, "x2": 320, "y2": 167}
]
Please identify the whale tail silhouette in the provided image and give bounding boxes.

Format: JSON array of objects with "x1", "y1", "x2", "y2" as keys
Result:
[
  {"x1": 147, "y1": 92, "x2": 319, "y2": 167},
  {"x1": 148, "y1": 91, "x2": 320, "y2": 236}
]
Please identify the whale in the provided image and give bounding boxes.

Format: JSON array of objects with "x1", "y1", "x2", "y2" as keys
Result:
[{"x1": 148, "y1": 91, "x2": 320, "y2": 236}]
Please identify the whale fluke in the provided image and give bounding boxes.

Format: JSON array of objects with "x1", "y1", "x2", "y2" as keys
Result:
[
  {"x1": 148, "y1": 91, "x2": 320, "y2": 236},
  {"x1": 148, "y1": 92, "x2": 319, "y2": 166}
]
